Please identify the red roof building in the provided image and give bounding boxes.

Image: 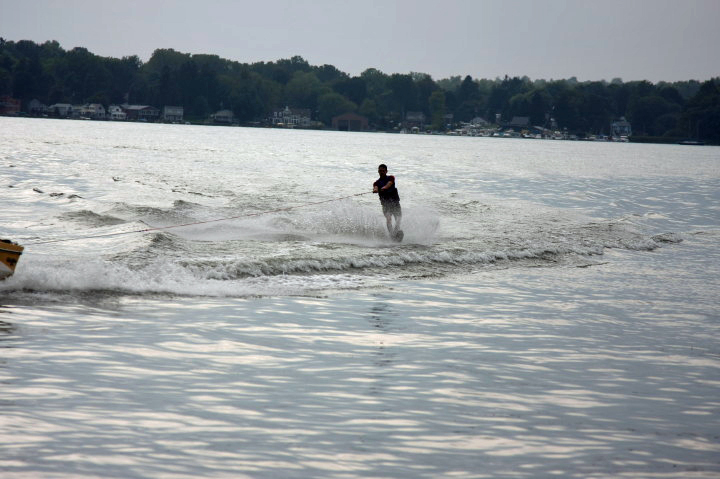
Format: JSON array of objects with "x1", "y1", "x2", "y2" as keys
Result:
[
  {"x1": 332, "y1": 112, "x2": 368, "y2": 132},
  {"x1": 0, "y1": 96, "x2": 21, "y2": 115}
]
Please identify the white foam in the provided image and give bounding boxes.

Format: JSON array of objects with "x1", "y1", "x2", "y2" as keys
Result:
[
  {"x1": 1, "y1": 255, "x2": 367, "y2": 298},
  {"x1": 167, "y1": 202, "x2": 441, "y2": 247}
]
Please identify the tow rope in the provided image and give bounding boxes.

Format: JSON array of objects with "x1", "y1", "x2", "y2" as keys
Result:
[{"x1": 24, "y1": 191, "x2": 373, "y2": 246}]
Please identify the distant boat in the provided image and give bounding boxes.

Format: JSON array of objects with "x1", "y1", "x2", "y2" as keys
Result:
[
  {"x1": 0, "y1": 240, "x2": 23, "y2": 280},
  {"x1": 678, "y1": 139, "x2": 705, "y2": 146}
]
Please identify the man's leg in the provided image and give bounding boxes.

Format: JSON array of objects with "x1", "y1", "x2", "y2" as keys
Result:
[
  {"x1": 393, "y1": 211, "x2": 402, "y2": 232},
  {"x1": 385, "y1": 212, "x2": 394, "y2": 234}
]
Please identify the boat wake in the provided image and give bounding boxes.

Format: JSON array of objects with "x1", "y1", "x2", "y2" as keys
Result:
[
  {"x1": 1, "y1": 218, "x2": 682, "y2": 300},
  {"x1": 0, "y1": 190, "x2": 686, "y2": 300}
]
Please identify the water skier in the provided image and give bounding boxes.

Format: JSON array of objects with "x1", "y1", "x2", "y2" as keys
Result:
[{"x1": 373, "y1": 164, "x2": 403, "y2": 241}]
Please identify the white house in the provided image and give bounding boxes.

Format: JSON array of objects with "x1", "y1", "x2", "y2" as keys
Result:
[
  {"x1": 611, "y1": 117, "x2": 632, "y2": 138},
  {"x1": 163, "y1": 106, "x2": 184, "y2": 122},
  {"x1": 49, "y1": 103, "x2": 73, "y2": 117},
  {"x1": 122, "y1": 104, "x2": 160, "y2": 121},
  {"x1": 212, "y1": 109, "x2": 235, "y2": 124},
  {"x1": 108, "y1": 105, "x2": 127, "y2": 120},
  {"x1": 72, "y1": 103, "x2": 106, "y2": 119},
  {"x1": 83, "y1": 103, "x2": 106, "y2": 119},
  {"x1": 28, "y1": 99, "x2": 48, "y2": 115},
  {"x1": 271, "y1": 106, "x2": 311, "y2": 127}
]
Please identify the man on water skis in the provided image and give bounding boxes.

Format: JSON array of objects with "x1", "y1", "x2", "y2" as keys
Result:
[{"x1": 373, "y1": 164, "x2": 403, "y2": 242}]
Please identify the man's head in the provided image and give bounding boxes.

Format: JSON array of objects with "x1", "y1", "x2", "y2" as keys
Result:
[{"x1": 378, "y1": 164, "x2": 388, "y2": 176}]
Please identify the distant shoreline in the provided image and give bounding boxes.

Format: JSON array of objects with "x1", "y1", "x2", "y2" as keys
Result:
[{"x1": 2, "y1": 114, "x2": 713, "y2": 146}]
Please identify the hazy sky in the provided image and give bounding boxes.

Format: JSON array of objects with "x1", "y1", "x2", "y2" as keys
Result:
[{"x1": 1, "y1": 0, "x2": 718, "y2": 82}]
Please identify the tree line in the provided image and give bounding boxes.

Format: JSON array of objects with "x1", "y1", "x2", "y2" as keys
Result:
[{"x1": 1, "y1": 38, "x2": 718, "y2": 143}]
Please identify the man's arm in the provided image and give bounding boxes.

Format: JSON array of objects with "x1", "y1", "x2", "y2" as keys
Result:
[{"x1": 377, "y1": 178, "x2": 394, "y2": 192}]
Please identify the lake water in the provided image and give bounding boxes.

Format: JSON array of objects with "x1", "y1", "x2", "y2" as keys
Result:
[{"x1": 1, "y1": 117, "x2": 719, "y2": 478}]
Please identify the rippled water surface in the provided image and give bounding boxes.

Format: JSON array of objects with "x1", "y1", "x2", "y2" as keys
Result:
[{"x1": 1, "y1": 118, "x2": 719, "y2": 478}]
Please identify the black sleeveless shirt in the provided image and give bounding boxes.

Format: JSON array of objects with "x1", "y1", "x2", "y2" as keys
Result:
[{"x1": 374, "y1": 175, "x2": 400, "y2": 203}]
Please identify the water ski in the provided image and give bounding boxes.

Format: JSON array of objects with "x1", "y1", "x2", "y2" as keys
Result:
[{"x1": 392, "y1": 229, "x2": 404, "y2": 242}]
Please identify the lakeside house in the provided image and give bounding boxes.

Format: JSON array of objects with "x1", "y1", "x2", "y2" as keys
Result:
[
  {"x1": 0, "y1": 96, "x2": 21, "y2": 115},
  {"x1": 507, "y1": 116, "x2": 530, "y2": 130},
  {"x1": 471, "y1": 116, "x2": 489, "y2": 127},
  {"x1": 212, "y1": 109, "x2": 235, "y2": 124},
  {"x1": 122, "y1": 104, "x2": 160, "y2": 121},
  {"x1": 28, "y1": 99, "x2": 48, "y2": 115},
  {"x1": 404, "y1": 111, "x2": 426, "y2": 131},
  {"x1": 75, "y1": 103, "x2": 107, "y2": 120},
  {"x1": 611, "y1": 117, "x2": 632, "y2": 138},
  {"x1": 48, "y1": 103, "x2": 73, "y2": 117},
  {"x1": 163, "y1": 106, "x2": 184, "y2": 122},
  {"x1": 271, "y1": 106, "x2": 312, "y2": 127},
  {"x1": 332, "y1": 112, "x2": 369, "y2": 132},
  {"x1": 108, "y1": 105, "x2": 126, "y2": 120}
]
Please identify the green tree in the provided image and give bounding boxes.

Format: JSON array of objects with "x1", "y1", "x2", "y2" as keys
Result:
[
  {"x1": 313, "y1": 63, "x2": 347, "y2": 83},
  {"x1": 264, "y1": 55, "x2": 311, "y2": 85},
  {"x1": 387, "y1": 73, "x2": 417, "y2": 117},
  {"x1": 360, "y1": 68, "x2": 388, "y2": 97},
  {"x1": 333, "y1": 76, "x2": 367, "y2": 105},
  {"x1": 680, "y1": 79, "x2": 720, "y2": 143},
  {"x1": 629, "y1": 95, "x2": 680, "y2": 136},
  {"x1": 437, "y1": 75, "x2": 462, "y2": 92},
  {"x1": 359, "y1": 98, "x2": 379, "y2": 125},
  {"x1": 608, "y1": 82, "x2": 632, "y2": 119},
  {"x1": 658, "y1": 85, "x2": 684, "y2": 106},
  {"x1": 317, "y1": 92, "x2": 356, "y2": 125},
  {"x1": 144, "y1": 48, "x2": 189, "y2": 76},
  {"x1": 453, "y1": 75, "x2": 484, "y2": 121},
  {"x1": 413, "y1": 72, "x2": 439, "y2": 117},
  {"x1": 528, "y1": 89, "x2": 551, "y2": 126},
  {"x1": 554, "y1": 87, "x2": 583, "y2": 133},
  {"x1": 285, "y1": 71, "x2": 323, "y2": 110},
  {"x1": 360, "y1": 68, "x2": 392, "y2": 126},
  {"x1": 191, "y1": 95, "x2": 210, "y2": 119},
  {"x1": 429, "y1": 90, "x2": 446, "y2": 130},
  {"x1": 486, "y1": 76, "x2": 529, "y2": 122},
  {"x1": 11, "y1": 57, "x2": 40, "y2": 100}
]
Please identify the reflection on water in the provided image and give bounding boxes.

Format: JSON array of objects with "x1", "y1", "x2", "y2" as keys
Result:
[
  {"x1": 370, "y1": 301, "x2": 394, "y2": 330},
  {"x1": 0, "y1": 319, "x2": 17, "y2": 337},
  {"x1": 1, "y1": 242, "x2": 719, "y2": 478}
]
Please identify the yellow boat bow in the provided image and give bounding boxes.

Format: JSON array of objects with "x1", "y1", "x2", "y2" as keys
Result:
[{"x1": 0, "y1": 240, "x2": 24, "y2": 280}]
